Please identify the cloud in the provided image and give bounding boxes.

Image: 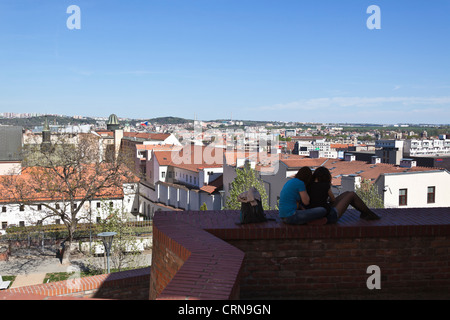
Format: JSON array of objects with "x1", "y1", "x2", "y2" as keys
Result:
[
  {"x1": 257, "y1": 96, "x2": 450, "y2": 111},
  {"x1": 104, "y1": 70, "x2": 164, "y2": 76}
]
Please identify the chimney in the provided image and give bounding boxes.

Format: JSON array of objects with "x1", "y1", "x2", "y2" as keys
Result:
[
  {"x1": 371, "y1": 156, "x2": 381, "y2": 164},
  {"x1": 400, "y1": 158, "x2": 416, "y2": 168},
  {"x1": 345, "y1": 153, "x2": 356, "y2": 162},
  {"x1": 309, "y1": 150, "x2": 320, "y2": 159},
  {"x1": 341, "y1": 174, "x2": 361, "y2": 192}
]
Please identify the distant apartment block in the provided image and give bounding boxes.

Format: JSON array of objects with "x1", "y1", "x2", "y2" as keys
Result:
[
  {"x1": 404, "y1": 138, "x2": 450, "y2": 157},
  {"x1": 375, "y1": 139, "x2": 404, "y2": 165},
  {"x1": 292, "y1": 138, "x2": 338, "y2": 158}
]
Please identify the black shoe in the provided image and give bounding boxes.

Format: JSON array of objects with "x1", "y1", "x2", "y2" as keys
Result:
[{"x1": 360, "y1": 211, "x2": 381, "y2": 220}]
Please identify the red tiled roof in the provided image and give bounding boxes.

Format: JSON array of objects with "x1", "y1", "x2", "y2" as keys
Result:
[
  {"x1": 330, "y1": 143, "x2": 354, "y2": 149},
  {"x1": 93, "y1": 130, "x2": 171, "y2": 141},
  {"x1": 154, "y1": 146, "x2": 224, "y2": 172},
  {"x1": 199, "y1": 175, "x2": 223, "y2": 194},
  {"x1": 124, "y1": 132, "x2": 171, "y2": 141},
  {"x1": 135, "y1": 144, "x2": 180, "y2": 151},
  {"x1": 0, "y1": 164, "x2": 138, "y2": 203},
  {"x1": 281, "y1": 157, "x2": 439, "y2": 185}
]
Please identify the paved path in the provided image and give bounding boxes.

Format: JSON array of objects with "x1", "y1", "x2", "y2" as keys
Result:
[
  {"x1": 10, "y1": 273, "x2": 47, "y2": 288},
  {"x1": 0, "y1": 252, "x2": 152, "y2": 288}
]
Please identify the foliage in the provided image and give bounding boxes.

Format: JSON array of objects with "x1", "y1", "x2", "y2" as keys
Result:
[
  {"x1": 1, "y1": 133, "x2": 137, "y2": 263},
  {"x1": 355, "y1": 179, "x2": 384, "y2": 209},
  {"x1": 224, "y1": 161, "x2": 269, "y2": 210},
  {"x1": 199, "y1": 202, "x2": 208, "y2": 211},
  {"x1": 93, "y1": 202, "x2": 145, "y2": 273}
]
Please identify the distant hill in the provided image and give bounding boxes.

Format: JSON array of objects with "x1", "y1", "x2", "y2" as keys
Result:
[
  {"x1": 0, "y1": 115, "x2": 195, "y2": 129},
  {"x1": 0, "y1": 116, "x2": 97, "y2": 130},
  {"x1": 146, "y1": 117, "x2": 193, "y2": 125}
]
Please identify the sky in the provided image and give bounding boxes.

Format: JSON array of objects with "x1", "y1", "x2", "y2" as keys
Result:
[{"x1": 0, "y1": 0, "x2": 449, "y2": 124}]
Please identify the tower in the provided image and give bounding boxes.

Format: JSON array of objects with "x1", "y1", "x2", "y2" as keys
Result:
[
  {"x1": 106, "y1": 114, "x2": 122, "y2": 160},
  {"x1": 40, "y1": 117, "x2": 52, "y2": 153},
  {"x1": 107, "y1": 114, "x2": 120, "y2": 131}
]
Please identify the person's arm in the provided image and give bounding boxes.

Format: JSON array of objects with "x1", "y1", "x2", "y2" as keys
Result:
[
  {"x1": 328, "y1": 188, "x2": 335, "y2": 204},
  {"x1": 299, "y1": 190, "x2": 310, "y2": 207}
]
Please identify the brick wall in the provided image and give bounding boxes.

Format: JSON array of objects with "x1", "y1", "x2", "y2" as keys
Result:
[
  {"x1": 150, "y1": 211, "x2": 244, "y2": 300},
  {"x1": 151, "y1": 208, "x2": 450, "y2": 300},
  {"x1": 0, "y1": 267, "x2": 150, "y2": 300},
  {"x1": 229, "y1": 236, "x2": 450, "y2": 299}
]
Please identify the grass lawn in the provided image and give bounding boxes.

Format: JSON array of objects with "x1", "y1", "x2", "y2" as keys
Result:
[
  {"x1": 2, "y1": 276, "x2": 16, "y2": 289},
  {"x1": 43, "y1": 266, "x2": 150, "y2": 283}
]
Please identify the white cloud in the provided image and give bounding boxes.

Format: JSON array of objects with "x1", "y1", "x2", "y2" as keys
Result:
[{"x1": 258, "y1": 96, "x2": 450, "y2": 111}]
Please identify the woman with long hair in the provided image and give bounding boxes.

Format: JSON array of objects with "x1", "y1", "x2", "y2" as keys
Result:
[
  {"x1": 278, "y1": 167, "x2": 328, "y2": 224},
  {"x1": 308, "y1": 166, "x2": 381, "y2": 223}
]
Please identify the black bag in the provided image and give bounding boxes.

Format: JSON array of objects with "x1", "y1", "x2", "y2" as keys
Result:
[{"x1": 239, "y1": 199, "x2": 267, "y2": 224}]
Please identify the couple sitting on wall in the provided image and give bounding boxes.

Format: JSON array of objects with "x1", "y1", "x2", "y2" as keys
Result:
[{"x1": 279, "y1": 166, "x2": 381, "y2": 225}]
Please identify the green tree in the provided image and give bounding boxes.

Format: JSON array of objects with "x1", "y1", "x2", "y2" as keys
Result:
[
  {"x1": 355, "y1": 179, "x2": 384, "y2": 209},
  {"x1": 1, "y1": 133, "x2": 136, "y2": 264},
  {"x1": 95, "y1": 202, "x2": 145, "y2": 273},
  {"x1": 224, "y1": 161, "x2": 269, "y2": 210},
  {"x1": 199, "y1": 202, "x2": 208, "y2": 211}
]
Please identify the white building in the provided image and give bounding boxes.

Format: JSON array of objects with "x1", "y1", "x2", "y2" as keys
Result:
[
  {"x1": 0, "y1": 181, "x2": 139, "y2": 234},
  {"x1": 293, "y1": 139, "x2": 338, "y2": 158},
  {"x1": 375, "y1": 170, "x2": 450, "y2": 208},
  {"x1": 404, "y1": 139, "x2": 450, "y2": 157},
  {"x1": 139, "y1": 145, "x2": 225, "y2": 216}
]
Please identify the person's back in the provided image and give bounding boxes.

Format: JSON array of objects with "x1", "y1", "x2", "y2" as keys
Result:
[
  {"x1": 278, "y1": 178, "x2": 306, "y2": 218},
  {"x1": 308, "y1": 181, "x2": 331, "y2": 209}
]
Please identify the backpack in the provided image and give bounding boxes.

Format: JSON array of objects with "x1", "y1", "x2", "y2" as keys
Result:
[{"x1": 237, "y1": 187, "x2": 268, "y2": 224}]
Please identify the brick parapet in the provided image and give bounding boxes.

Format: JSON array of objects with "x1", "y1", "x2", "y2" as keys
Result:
[
  {"x1": 0, "y1": 267, "x2": 150, "y2": 300},
  {"x1": 150, "y1": 208, "x2": 450, "y2": 299}
]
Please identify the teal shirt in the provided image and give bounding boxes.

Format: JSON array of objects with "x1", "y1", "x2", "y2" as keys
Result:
[{"x1": 279, "y1": 178, "x2": 306, "y2": 218}]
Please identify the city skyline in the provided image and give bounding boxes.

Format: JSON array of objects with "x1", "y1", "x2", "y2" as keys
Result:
[{"x1": 1, "y1": 0, "x2": 449, "y2": 124}]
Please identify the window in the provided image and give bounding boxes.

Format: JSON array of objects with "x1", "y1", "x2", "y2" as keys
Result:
[
  {"x1": 97, "y1": 202, "x2": 101, "y2": 208},
  {"x1": 19, "y1": 205, "x2": 24, "y2": 212},
  {"x1": 19, "y1": 221, "x2": 25, "y2": 227},
  {"x1": 1, "y1": 222, "x2": 7, "y2": 230},
  {"x1": 427, "y1": 186, "x2": 436, "y2": 204},
  {"x1": 1, "y1": 207, "x2": 6, "y2": 213},
  {"x1": 399, "y1": 189, "x2": 408, "y2": 206},
  {"x1": 162, "y1": 171, "x2": 165, "y2": 179},
  {"x1": 37, "y1": 204, "x2": 42, "y2": 211}
]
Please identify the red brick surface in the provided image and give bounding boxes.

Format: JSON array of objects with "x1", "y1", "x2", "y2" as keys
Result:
[
  {"x1": 0, "y1": 267, "x2": 150, "y2": 300},
  {"x1": 151, "y1": 208, "x2": 450, "y2": 300}
]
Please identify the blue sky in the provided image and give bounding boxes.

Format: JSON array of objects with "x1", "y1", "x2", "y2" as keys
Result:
[{"x1": 0, "y1": 0, "x2": 449, "y2": 124}]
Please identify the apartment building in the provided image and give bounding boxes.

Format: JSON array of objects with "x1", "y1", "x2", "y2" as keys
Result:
[
  {"x1": 404, "y1": 138, "x2": 450, "y2": 157},
  {"x1": 292, "y1": 138, "x2": 338, "y2": 158},
  {"x1": 375, "y1": 139, "x2": 404, "y2": 165},
  {"x1": 139, "y1": 145, "x2": 225, "y2": 217}
]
